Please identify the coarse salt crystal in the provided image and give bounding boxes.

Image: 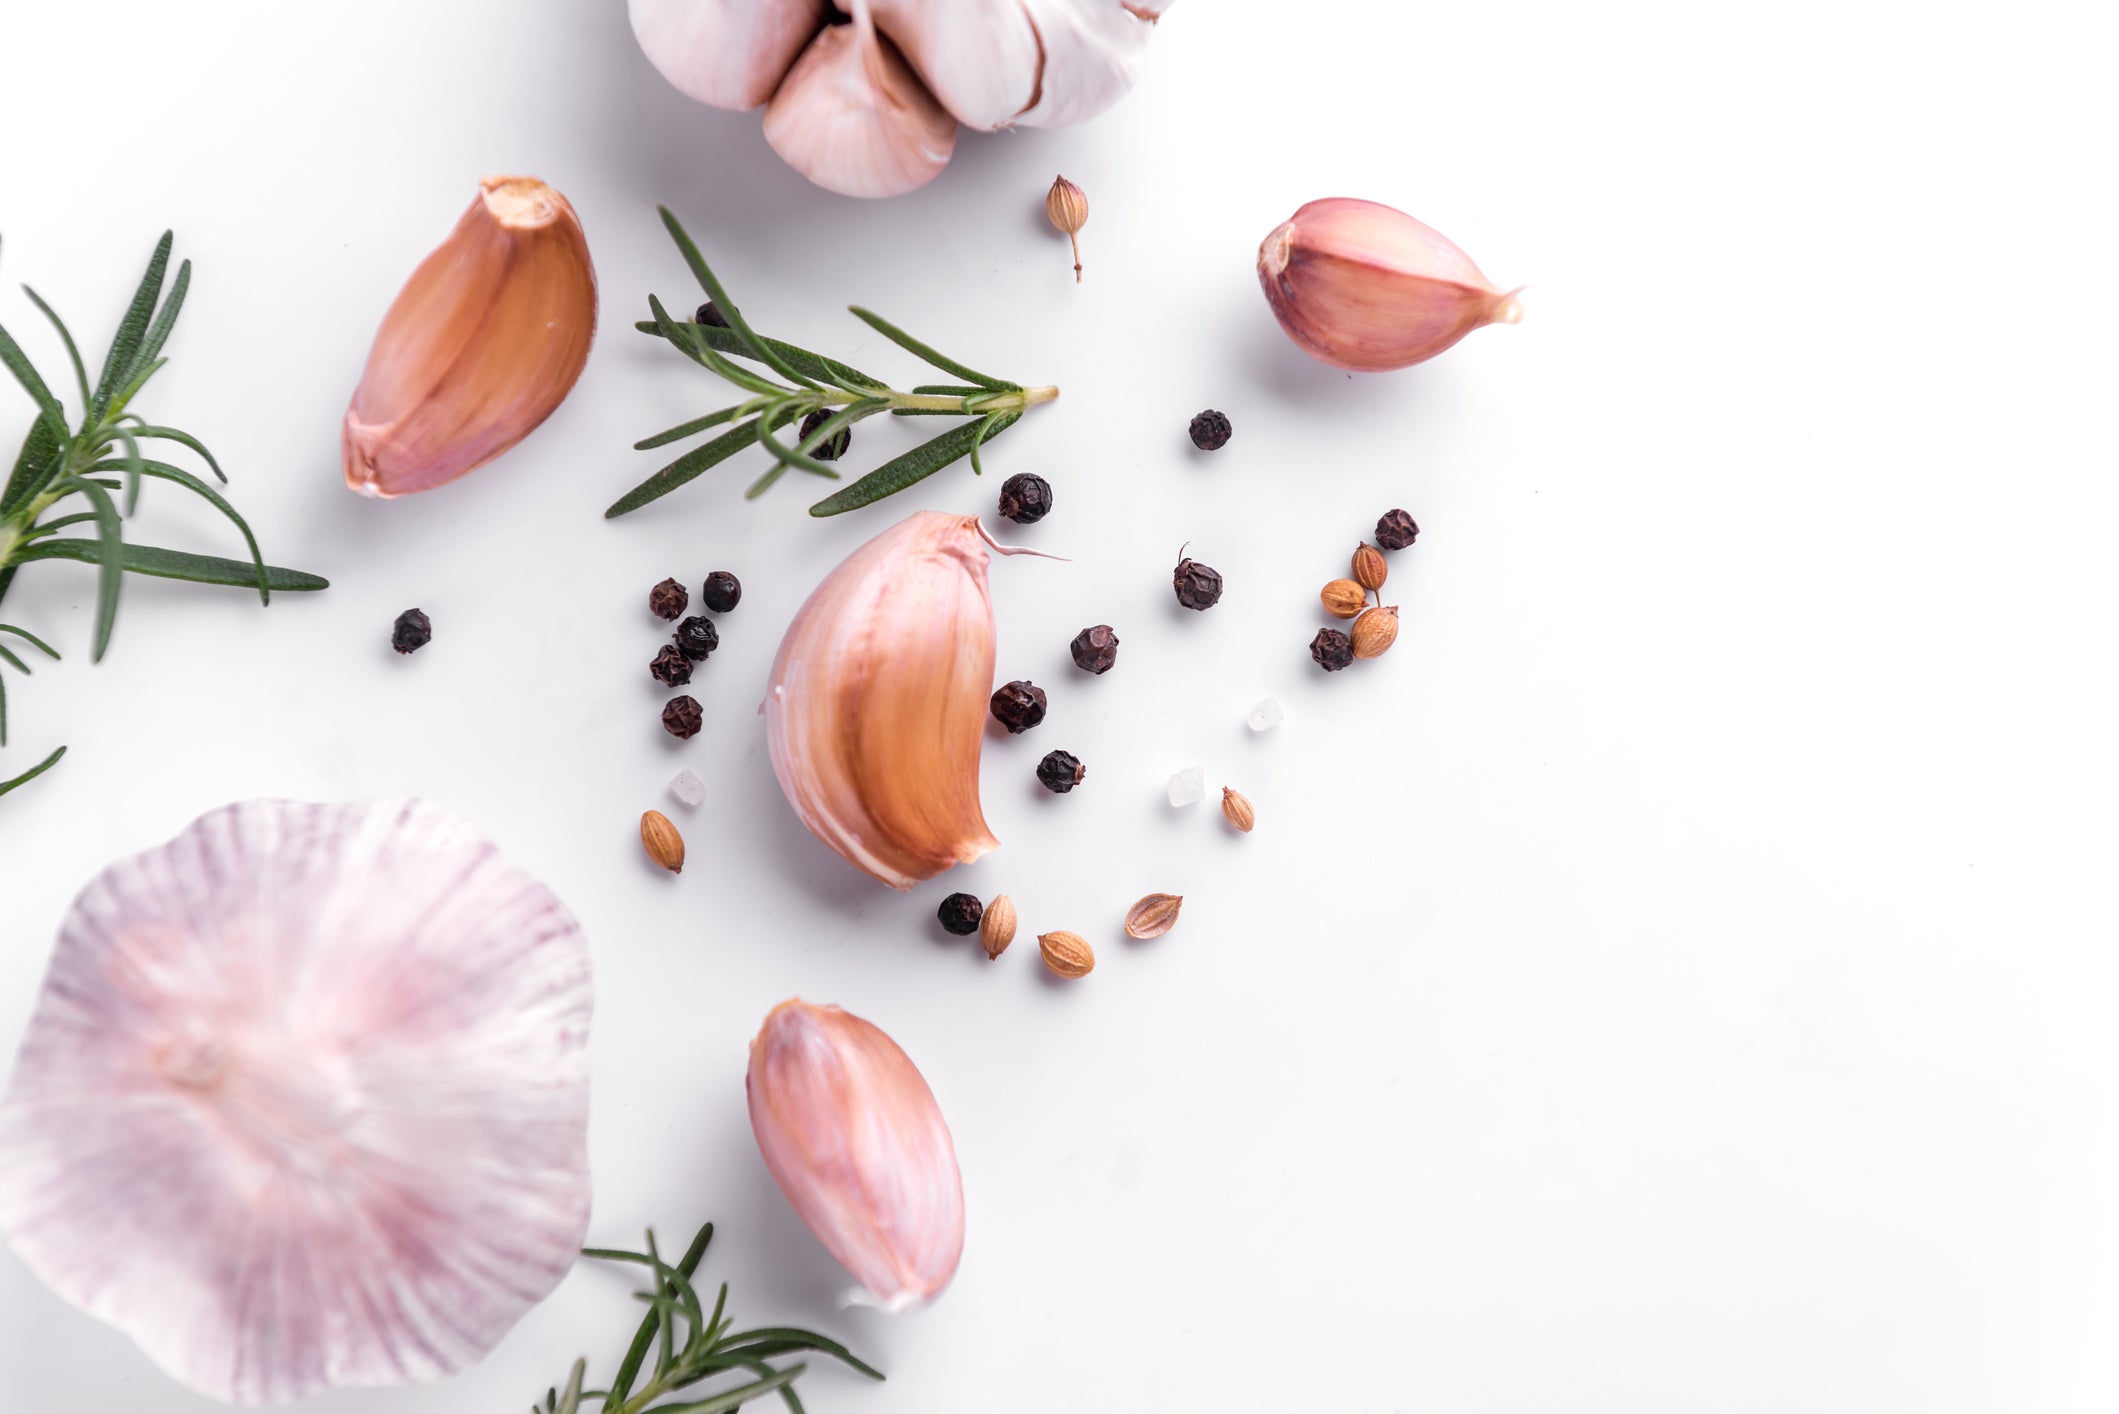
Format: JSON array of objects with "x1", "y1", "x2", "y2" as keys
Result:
[
  {"x1": 1246, "y1": 696, "x2": 1285, "y2": 732},
  {"x1": 669, "y1": 769, "x2": 706, "y2": 808},
  {"x1": 1166, "y1": 766, "x2": 1205, "y2": 807}
]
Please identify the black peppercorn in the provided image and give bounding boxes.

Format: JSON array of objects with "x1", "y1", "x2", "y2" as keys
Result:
[
  {"x1": 649, "y1": 577, "x2": 688, "y2": 620},
  {"x1": 662, "y1": 695, "x2": 704, "y2": 738},
  {"x1": 701, "y1": 570, "x2": 742, "y2": 613},
  {"x1": 650, "y1": 644, "x2": 693, "y2": 687},
  {"x1": 1036, "y1": 750, "x2": 1086, "y2": 793},
  {"x1": 1172, "y1": 554, "x2": 1223, "y2": 610},
  {"x1": 694, "y1": 300, "x2": 728, "y2": 327},
  {"x1": 1069, "y1": 624, "x2": 1119, "y2": 674},
  {"x1": 997, "y1": 472, "x2": 1053, "y2": 524},
  {"x1": 1188, "y1": 409, "x2": 1232, "y2": 451},
  {"x1": 989, "y1": 679, "x2": 1047, "y2": 733},
  {"x1": 937, "y1": 892, "x2": 984, "y2": 935},
  {"x1": 673, "y1": 615, "x2": 720, "y2": 661},
  {"x1": 1310, "y1": 627, "x2": 1354, "y2": 672},
  {"x1": 1375, "y1": 508, "x2": 1420, "y2": 551},
  {"x1": 391, "y1": 608, "x2": 431, "y2": 654},
  {"x1": 798, "y1": 408, "x2": 851, "y2": 460}
]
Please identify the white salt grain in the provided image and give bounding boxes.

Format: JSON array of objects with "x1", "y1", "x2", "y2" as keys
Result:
[
  {"x1": 1246, "y1": 696, "x2": 1285, "y2": 732},
  {"x1": 1167, "y1": 766, "x2": 1205, "y2": 807},
  {"x1": 669, "y1": 769, "x2": 706, "y2": 808}
]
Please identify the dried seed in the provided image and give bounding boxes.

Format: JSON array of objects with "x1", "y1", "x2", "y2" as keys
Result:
[
  {"x1": 1320, "y1": 578, "x2": 1367, "y2": 619},
  {"x1": 937, "y1": 892, "x2": 984, "y2": 936},
  {"x1": 1038, "y1": 930, "x2": 1095, "y2": 978},
  {"x1": 1173, "y1": 553, "x2": 1224, "y2": 610},
  {"x1": 391, "y1": 608, "x2": 432, "y2": 654},
  {"x1": 1124, "y1": 893, "x2": 1184, "y2": 939},
  {"x1": 1352, "y1": 542, "x2": 1388, "y2": 593},
  {"x1": 1375, "y1": 508, "x2": 1420, "y2": 550},
  {"x1": 1351, "y1": 605, "x2": 1400, "y2": 659},
  {"x1": 1220, "y1": 787, "x2": 1256, "y2": 833},
  {"x1": 701, "y1": 571, "x2": 742, "y2": 613},
  {"x1": 1310, "y1": 627, "x2": 1354, "y2": 672},
  {"x1": 641, "y1": 810, "x2": 685, "y2": 873},
  {"x1": 649, "y1": 577, "x2": 688, "y2": 620},
  {"x1": 990, "y1": 679, "x2": 1048, "y2": 733},
  {"x1": 662, "y1": 695, "x2": 704, "y2": 739},
  {"x1": 981, "y1": 895, "x2": 1018, "y2": 959}
]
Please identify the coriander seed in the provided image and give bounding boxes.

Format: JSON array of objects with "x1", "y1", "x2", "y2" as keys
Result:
[
  {"x1": 1352, "y1": 605, "x2": 1400, "y2": 659},
  {"x1": 1320, "y1": 579, "x2": 1367, "y2": 619},
  {"x1": 1352, "y1": 542, "x2": 1388, "y2": 592}
]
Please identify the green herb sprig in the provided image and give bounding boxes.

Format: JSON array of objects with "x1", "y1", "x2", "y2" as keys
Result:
[
  {"x1": 0, "y1": 232, "x2": 327, "y2": 797},
  {"x1": 610, "y1": 208, "x2": 1057, "y2": 521},
  {"x1": 536, "y1": 1220, "x2": 882, "y2": 1414}
]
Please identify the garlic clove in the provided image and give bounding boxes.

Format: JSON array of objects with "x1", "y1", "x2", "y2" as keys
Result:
[
  {"x1": 628, "y1": 0, "x2": 828, "y2": 110},
  {"x1": 867, "y1": 0, "x2": 1167, "y2": 132},
  {"x1": 747, "y1": 1000, "x2": 964, "y2": 1310},
  {"x1": 344, "y1": 176, "x2": 597, "y2": 497},
  {"x1": 0, "y1": 799, "x2": 593, "y2": 1405},
  {"x1": 763, "y1": 0, "x2": 956, "y2": 199},
  {"x1": 765, "y1": 510, "x2": 1000, "y2": 889},
  {"x1": 1257, "y1": 197, "x2": 1520, "y2": 373}
]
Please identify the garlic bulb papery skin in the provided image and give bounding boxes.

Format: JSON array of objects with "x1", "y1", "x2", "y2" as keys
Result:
[
  {"x1": 0, "y1": 799, "x2": 593, "y2": 1405},
  {"x1": 1257, "y1": 198, "x2": 1522, "y2": 373},
  {"x1": 762, "y1": 0, "x2": 956, "y2": 198},
  {"x1": 747, "y1": 1000, "x2": 964, "y2": 1311},
  {"x1": 765, "y1": 510, "x2": 1001, "y2": 890},
  {"x1": 630, "y1": 0, "x2": 827, "y2": 109},
  {"x1": 867, "y1": 0, "x2": 1169, "y2": 131},
  {"x1": 344, "y1": 176, "x2": 597, "y2": 497}
]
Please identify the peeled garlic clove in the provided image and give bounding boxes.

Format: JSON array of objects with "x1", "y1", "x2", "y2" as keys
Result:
[
  {"x1": 868, "y1": 0, "x2": 1167, "y2": 131},
  {"x1": 1257, "y1": 197, "x2": 1520, "y2": 373},
  {"x1": 0, "y1": 799, "x2": 592, "y2": 1404},
  {"x1": 344, "y1": 176, "x2": 597, "y2": 497},
  {"x1": 747, "y1": 1000, "x2": 964, "y2": 1310},
  {"x1": 767, "y1": 510, "x2": 1001, "y2": 889},
  {"x1": 629, "y1": 0, "x2": 828, "y2": 110},
  {"x1": 763, "y1": 0, "x2": 956, "y2": 199}
]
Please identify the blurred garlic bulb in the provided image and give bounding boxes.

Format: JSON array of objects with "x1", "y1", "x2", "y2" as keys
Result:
[
  {"x1": 747, "y1": 1000, "x2": 964, "y2": 1310},
  {"x1": 344, "y1": 176, "x2": 597, "y2": 497},
  {"x1": 632, "y1": 0, "x2": 1173, "y2": 195},
  {"x1": 1257, "y1": 198, "x2": 1521, "y2": 373},
  {"x1": 0, "y1": 799, "x2": 593, "y2": 1405},
  {"x1": 763, "y1": 0, "x2": 956, "y2": 199},
  {"x1": 630, "y1": 0, "x2": 827, "y2": 108},
  {"x1": 766, "y1": 510, "x2": 1005, "y2": 890}
]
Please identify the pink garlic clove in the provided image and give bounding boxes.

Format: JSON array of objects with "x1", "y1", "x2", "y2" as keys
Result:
[
  {"x1": 344, "y1": 176, "x2": 597, "y2": 497},
  {"x1": 765, "y1": 510, "x2": 1000, "y2": 889},
  {"x1": 867, "y1": 0, "x2": 1167, "y2": 131},
  {"x1": 747, "y1": 1000, "x2": 964, "y2": 1310},
  {"x1": 628, "y1": 0, "x2": 830, "y2": 110},
  {"x1": 762, "y1": 0, "x2": 956, "y2": 199},
  {"x1": 0, "y1": 799, "x2": 593, "y2": 1405},
  {"x1": 1257, "y1": 197, "x2": 1522, "y2": 372}
]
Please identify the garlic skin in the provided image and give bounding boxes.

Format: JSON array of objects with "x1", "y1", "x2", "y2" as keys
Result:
[
  {"x1": 763, "y1": 0, "x2": 956, "y2": 199},
  {"x1": 867, "y1": 0, "x2": 1167, "y2": 131},
  {"x1": 630, "y1": 0, "x2": 827, "y2": 109},
  {"x1": 747, "y1": 1000, "x2": 964, "y2": 1311},
  {"x1": 0, "y1": 799, "x2": 592, "y2": 1405},
  {"x1": 344, "y1": 176, "x2": 597, "y2": 497},
  {"x1": 1257, "y1": 198, "x2": 1521, "y2": 373},
  {"x1": 765, "y1": 510, "x2": 1000, "y2": 890}
]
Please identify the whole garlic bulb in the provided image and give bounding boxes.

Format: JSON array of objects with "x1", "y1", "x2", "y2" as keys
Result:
[
  {"x1": 765, "y1": 510, "x2": 1005, "y2": 889},
  {"x1": 1257, "y1": 198, "x2": 1521, "y2": 372},
  {"x1": 631, "y1": 0, "x2": 1173, "y2": 197}
]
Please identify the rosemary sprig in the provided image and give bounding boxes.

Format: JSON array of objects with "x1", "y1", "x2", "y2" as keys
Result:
[
  {"x1": 535, "y1": 1220, "x2": 883, "y2": 1414},
  {"x1": 0, "y1": 232, "x2": 328, "y2": 797},
  {"x1": 610, "y1": 208, "x2": 1057, "y2": 520}
]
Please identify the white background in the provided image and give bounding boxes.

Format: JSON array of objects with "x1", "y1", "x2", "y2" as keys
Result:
[{"x1": 1, "y1": 1, "x2": 2115, "y2": 1410}]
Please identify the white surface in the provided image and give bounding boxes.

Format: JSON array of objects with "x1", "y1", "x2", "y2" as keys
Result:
[{"x1": 0, "y1": 2, "x2": 2114, "y2": 1411}]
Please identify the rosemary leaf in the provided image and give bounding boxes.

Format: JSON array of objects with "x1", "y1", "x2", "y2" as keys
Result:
[
  {"x1": 0, "y1": 641, "x2": 27, "y2": 674},
  {"x1": 657, "y1": 207, "x2": 818, "y2": 390},
  {"x1": 0, "y1": 624, "x2": 59, "y2": 659},
  {"x1": 606, "y1": 418, "x2": 764, "y2": 518},
  {"x1": 109, "y1": 425, "x2": 145, "y2": 516},
  {"x1": 0, "y1": 318, "x2": 68, "y2": 435},
  {"x1": 48, "y1": 476, "x2": 123, "y2": 661},
  {"x1": 85, "y1": 457, "x2": 269, "y2": 603},
  {"x1": 633, "y1": 405, "x2": 746, "y2": 452},
  {"x1": 2, "y1": 417, "x2": 63, "y2": 515},
  {"x1": 634, "y1": 321, "x2": 885, "y2": 392},
  {"x1": 21, "y1": 286, "x2": 90, "y2": 416},
  {"x1": 713, "y1": 1330, "x2": 886, "y2": 1382},
  {"x1": 656, "y1": 1364, "x2": 805, "y2": 1414},
  {"x1": 107, "y1": 355, "x2": 168, "y2": 417},
  {"x1": 649, "y1": 297, "x2": 785, "y2": 397},
  {"x1": 808, "y1": 412, "x2": 1021, "y2": 517},
  {"x1": 127, "y1": 422, "x2": 224, "y2": 483},
  {"x1": 848, "y1": 306, "x2": 1014, "y2": 391},
  {"x1": 12, "y1": 538, "x2": 328, "y2": 591},
  {"x1": 92, "y1": 232, "x2": 170, "y2": 418},
  {"x1": 127, "y1": 258, "x2": 191, "y2": 385},
  {"x1": 0, "y1": 744, "x2": 65, "y2": 798}
]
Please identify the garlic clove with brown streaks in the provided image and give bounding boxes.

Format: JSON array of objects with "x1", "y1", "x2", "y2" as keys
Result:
[
  {"x1": 866, "y1": 0, "x2": 1169, "y2": 131},
  {"x1": 763, "y1": 0, "x2": 957, "y2": 198},
  {"x1": 629, "y1": 0, "x2": 829, "y2": 109}
]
